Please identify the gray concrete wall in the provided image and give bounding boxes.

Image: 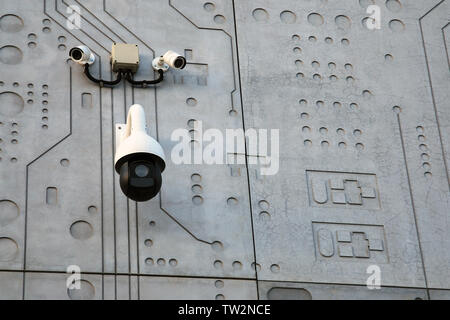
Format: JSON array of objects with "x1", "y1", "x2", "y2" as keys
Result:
[{"x1": 0, "y1": 0, "x2": 449, "y2": 299}]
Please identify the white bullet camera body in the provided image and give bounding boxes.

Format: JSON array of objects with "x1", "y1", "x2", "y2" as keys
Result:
[
  {"x1": 114, "y1": 104, "x2": 166, "y2": 202},
  {"x1": 152, "y1": 50, "x2": 186, "y2": 72},
  {"x1": 69, "y1": 45, "x2": 96, "y2": 65}
]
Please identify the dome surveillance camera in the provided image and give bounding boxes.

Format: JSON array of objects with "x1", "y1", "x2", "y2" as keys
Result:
[
  {"x1": 114, "y1": 104, "x2": 166, "y2": 202},
  {"x1": 152, "y1": 50, "x2": 186, "y2": 72},
  {"x1": 69, "y1": 45, "x2": 95, "y2": 65}
]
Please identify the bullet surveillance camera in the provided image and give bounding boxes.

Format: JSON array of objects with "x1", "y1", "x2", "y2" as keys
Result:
[
  {"x1": 69, "y1": 45, "x2": 95, "y2": 65},
  {"x1": 152, "y1": 50, "x2": 186, "y2": 72},
  {"x1": 114, "y1": 104, "x2": 166, "y2": 202}
]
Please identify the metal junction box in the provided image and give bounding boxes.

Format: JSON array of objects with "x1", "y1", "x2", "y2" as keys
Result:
[{"x1": 111, "y1": 43, "x2": 139, "y2": 73}]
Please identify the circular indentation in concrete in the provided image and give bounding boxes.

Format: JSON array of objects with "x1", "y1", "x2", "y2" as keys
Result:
[
  {"x1": 309, "y1": 36, "x2": 317, "y2": 42},
  {"x1": 70, "y1": 220, "x2": 93, "y2": 240},
  {"x1": 325, "y1": 37, "x2": 333, "y2": 44},
  {"x1": 258, "y1": 200, "x2": 269, "y2": 210},
  {"x1": 299, "y1": 99, "x2": 307, "y2": 106},
  {"x1": 312, "y1": 61, "x2": 320, "y2": 68},
  {"x1": 319, "y1": 127, "x2": 328, "y2": 135},
  {"x1": 144, "y1": 239, "x2": 153, "y2": 247},
  {"x1": 335, "y1": 15, "x2": 351, "y2": 31},
  {"x1": 296, "y1": 72, "x2": 304, "y2": 79},
  {"x1": 0, "y1": 92, "x2": 24, "y2": 116},
  {"x1": 385, "y1": 54, "x2": 394, "y2": 62},
  {"x1": 28, "y1": 34, "x2": 37, "y2": 41},
  {"x1": 280, "y1": 10, "x2": 296, "y2": 24},
  {"x1": 27, "y1": 99, "x2": 33, "y2": 104},
  {"x1": 58, "y1": 35, "x2": 66, "y2": 43},
  {"x1": 0, "y1": 200, "x2": 19, "y2": 226},
  {"x1": 0, "y1": 14, "x2": 24, "y2": 33},
  {"x1": 300, "y1": 112, "x2": 309, "y2": 119},
  {"x1": 232, "y1": 261, "x2": 243, "y2": 270},
  {"x1": 88, "y1": 206, "x2": 97, "y2": 214},
  {"x1": 145, "y1": 258, "x2": 154, "y2": 265},
  {"x1": 252, "y1": 8, "x2": 269, "y2": 22},
  {"x1": 58, "y1": 44, "x2": 66, "y2": 51},
  {"x1": 215, "y1": 280, "x2": 224, "y2": 288},
  {"x1": 321, "y1": 141, "x2": 330, "y2": 148},
  {"x1": 42, "y1": 18, "x2": 51, "y2": 26},
  {"x1": 13, "y1": 82, "x2": 19, "y2": 87},
  {"x1": 346, "y1": 76, "x2": 355, "y2": 84},
  {"x1": 293, "y1": 47, "x2": 302, "y2": 54},
  {"x1": 67, "y1": 280, "x2": 95, "y2": 300},
  {"x1": 28, "y1": 42, "x2": 36, "y2": 49},
  {"x1": 191, "y1": 173, "x2": 201, "y2": 182},
  {"x1": 421, "y1": 153, "x2": 430, "y2": 161},
  {"x1": 302, "y1": 126, "x2": 311, "y2": 133},
  {"x1": 328, "y1": 62, "x2": 336, "y2": 70},
  {"x1": 192, "y1": 195, "x2": 203, "y2": 205},
  {"x1": 419, "y1": 144, "x2": 428, "y2": 152},
  {"x1": 386, "y1": 0, "x2": 402, "y2": 12},
  {"x1": 204, "y1": 2, "x2": 215, "y2": 12},
  {"x1": 211, "y1": 241, "x2": 223, "y2": 251},
  {"x1": 157, "y1": 258, "x2": 166, "y2": 266},
  {"x1": 341, "y1": 38, "x2": 350, "y2": 46},
  {"x1": 259, "y1": 211, "x2": 271, "y2": 221},
  {"x1": 424, "y1": 172, "x2": 432, "y2": 179},
  {"x1": 313, "y1": 74, "x2": 322, "y2": 81},
  {"x1": 186, "y1": 97, "x2": 197, "y2": 106},
  {"x1": 60, "y1": 158, "x2": 69, "y2": 167},
  {"x1": 338, "y1": 142, "x2": 347, "y2": 149},
  {"x1": 213, "y1": 260, "x2": 223, "y2": 269},
  {"x1": 350, "y1": 103, "x2": 359, "y2": 110},
  {"x1": 42, "y1": 124, "x2": 48, "y2": 130},
  {"x1": 336, "y1": 128, "x2": 345, "y2": 136},
  {"x1": 169, "y1": 258, "x2": 178, "y2": 267},
  {"x1": 389, "y1": 19, "x2": 405, "y2": 32},
  {"x1": 304, "y1": 139, "x2": 312, "y2": 147},
  {"x1": 354, "y1": 129, "x2": 362, "y2": 136},
  {"x1": 329, "y1": 75, "x2": 338, "y2": 81},
  {"x1": 423, "y1": 162, "x2": 431, "y2": 170},
  {"x1": 356, "y1": 143, "x2": 365, "y2": 150},
  {"x1": 270, "y1": 264, "x2": 280, "y2": 273},
  {"x1": 227, "y1": 197, "x2": 238, "y2": 205},
  {"x1": 42, "y1": 27, "x2": 51, "y2": 33},
  {"x1": 295, "y1": 59, "x2": 303, "y2": 67},
  {"x1": 214, "y1": 15, "x2": 226, "y2": 24},
  {"x1": 191, "y1": 184, "x2": 202, "y2": 194},
  {"x1": 0, "y1": 46, "x2": 23, "y2": 64},
  {"x1": 292, "y1": 34, "x2": 300, "y2": 41},
  {"x1": 215, "y1": 294, "x2": 225, "y2": 300},
  {"x1": 307, "y1": 13, "x2": 324, "y2": 26},
  {"x1": 42, "y1": 84, "x2": 48, "y2": 90},
  {"x1": 10, "y1": 157, "x2": 17, "y2": 163},
  {"x1": 251, "y1": 262, "x2": 261, "y2": 272},
  {"x1": 149, "y1": 220, "x2": 156, "y2": 227},
  {"x1": 316, "y1": 100, "x2": 324, "y2": 108},
  {"x1": 393, "y1": 105, "x2": 402, "y2": 114},
  {"x1": 416, "y1": 126, "x2": 424, "y2": 133},
  {"x1": 0, "y1": 237, "x2": 18, "y2": 261}
]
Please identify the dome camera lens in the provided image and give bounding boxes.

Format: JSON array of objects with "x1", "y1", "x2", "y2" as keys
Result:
[{"x1": 135, "y1": 164, "x2": 149, "y2": 177}]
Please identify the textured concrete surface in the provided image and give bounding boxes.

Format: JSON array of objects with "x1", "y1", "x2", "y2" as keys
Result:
[{"x1": 0, "y1": 0, "x2": 449, "y2": 299}]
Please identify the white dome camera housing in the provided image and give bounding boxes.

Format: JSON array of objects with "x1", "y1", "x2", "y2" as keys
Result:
[
  {"x1": 114, "y1": 104, "x2": 166, "y2": 202},
  {"x1": 69, "y1": 45, "x2": 95, "y2": 65}
]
